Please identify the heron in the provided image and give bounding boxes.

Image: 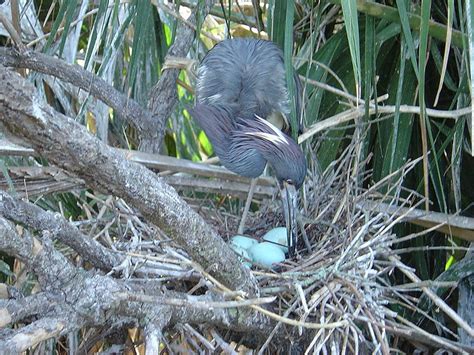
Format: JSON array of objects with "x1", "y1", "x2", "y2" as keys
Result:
[{"x1": 189, "y1": 38, "x2": 306, "y2": 255}]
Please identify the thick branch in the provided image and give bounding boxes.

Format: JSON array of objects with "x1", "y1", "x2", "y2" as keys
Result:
[
  {"x1": 0, "y1": 190, "x2": 121, "y2": 270},
  {"x1": 0, "y1": 66, "x2": 257, "y2": 295},
  {"x1": 0, "y1": 292, "x2": 53, "y2": 327}
]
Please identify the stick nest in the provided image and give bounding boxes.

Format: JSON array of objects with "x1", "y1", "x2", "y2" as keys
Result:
[
  {"x1": 11, "y1": 141, "x2": 466, "y2": 353},
  {"x1": 168, "y1": 141, "x2": 465, "y2": 353}
]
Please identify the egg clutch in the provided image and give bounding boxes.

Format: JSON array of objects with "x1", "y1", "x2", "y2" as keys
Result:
[{"x1": 229, "y1": 227, "x2": 289, "y2": 269}]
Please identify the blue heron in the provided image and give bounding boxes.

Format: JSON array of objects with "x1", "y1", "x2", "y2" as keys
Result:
[{"x1": 189, "y1": 38, "x2": 306, "y2": 255}]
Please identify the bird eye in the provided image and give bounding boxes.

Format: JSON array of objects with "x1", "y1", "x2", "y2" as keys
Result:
[{"x1": 286, "y1": 179, "x2": 294, "y2": 185}]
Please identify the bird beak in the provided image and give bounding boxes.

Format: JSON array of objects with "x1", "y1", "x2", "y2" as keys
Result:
[{"x1": 280, "y1": 181, "x2": 298, "y2": 256}]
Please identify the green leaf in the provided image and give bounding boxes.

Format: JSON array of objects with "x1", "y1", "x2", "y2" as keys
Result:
[
  {"x1": 198, "y1": 131, "x2": 213, "y2": 156},
  {"x1": 395, "y1": 0, "x2": 420, "y2": 80},
  {"x1": 418, "y1": 0, "x2": 431, "y2": 209},
  {"x1": 362, "y1": 12, "x2": 375, "y2": 163},
  {"x1": 341, "y1": 0, "x2": 361, "y2": 96},
  {"x1": 84, "y1": 0, "x2": 109, "y2": 69},
  {"x1": 268, "y1": 0, "x2": 287, "y2": 48},
  {"x1": 445, "y1": 254, "x2": 455, "y2": 271},
  {"x1": 430, "y1": 40, "x2": 457, "y2": 92},
  {"x1": 0, "y1": 159, "x2": 14, "y2": 193},
  {"x1": 375, "y1": 39, "x2": 417, "y2": 183},
  {"x1": 466, "y1": 0, "x2": 474, "y2": 154},
  {"x1": 300, "y1": 33, "x2": 344, "y2": 128},
  {"x1": 283, "y1": 1, "x2": 298, "y2": 139},
  {"x1": 43, "y1": 1, "x2": 77, "y2": 55},
  {"x1": 0, "y1": 259, "x2": 14, "y2": 278}
]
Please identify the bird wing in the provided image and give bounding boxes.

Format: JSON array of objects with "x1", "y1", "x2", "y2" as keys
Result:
[
  {"x1": 189, "y1": 104, "x2": 267, "y2": 178},
  {"x1": 188, "y1": 104, "x2": 234, "y2": 159},
  {"x1": 196, "y1": 39, "x2": 292, "y2": 125}
]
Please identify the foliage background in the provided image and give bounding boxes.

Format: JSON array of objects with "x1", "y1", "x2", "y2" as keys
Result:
[{"x1": 0, "y1": 0, "x2": 473, "y2": 352}]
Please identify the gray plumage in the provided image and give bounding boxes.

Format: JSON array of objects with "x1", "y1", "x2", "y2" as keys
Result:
[
  {"x1": 190, "y1": 103, "x2": 306, "y2": 188},
  {"x1": 190, "y1": 38, "x2": 306, "y2": 188}
]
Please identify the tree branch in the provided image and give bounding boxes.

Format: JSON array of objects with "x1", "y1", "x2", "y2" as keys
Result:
[
  {"x1": 0, "y1": 47, "x2": 155, "y2": 145},
  {"x1": 0, "y1": 317, "x2": 67, "y2": 353},
  {"x1": 147, "y1": 0, "x2": 214, "y2": 151},
  {"x1": 0, "y1": 66, "x2": 257, "y2": 295},
  {"x1": 0, "y1": 190, "x2": 121, "y2": 270},
  {"x1": 0, "y1": 216, "x2": 271, "y2": 348},
  {"x1": 0, "y1": 292, "x2": 53, "y2": 327}
]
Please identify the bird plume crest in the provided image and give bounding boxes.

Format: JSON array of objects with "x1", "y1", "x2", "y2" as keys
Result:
[{"x1": 244, "y1": 115, "x2": 291, "y2": 147}]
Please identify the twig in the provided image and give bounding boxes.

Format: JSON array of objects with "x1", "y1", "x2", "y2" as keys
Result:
[
  {"x1": 117, "y1": 292, "x2": 276, "y2": 308},
  {"x1": 391, "y1": 256, "x2": 474, "y2": 338},
  {"x1": 144, "y1": 322, "x2": 164, "y2": 355},
  {"x1": 210, "y1": 329, "x2": 238, "y2": 355},
  {"x1": 360, "y1": 201, "x2": 474, "y2": 242},
  {"x1": 395, "y1": 315, "x2": 468, "y2": 353},
  {"x1": 238, "y1": 178, "x2": 257, "y2": 234},
  {"x1": 172, "y1": 251, "x2": 349, "y2": 330},
  {"x1": 0, "y1": 12, "x2": 24, "y2": 49},
  {"x1": 299, "y1": 105, "x2": 471, "y2": 144}
]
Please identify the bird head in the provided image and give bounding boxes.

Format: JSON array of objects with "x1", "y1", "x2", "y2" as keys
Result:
[
  {"x1": 235, "y1": 114, "x2": 306, "y2": 188},
  {"x1": 235, "y1": 115, "x2": 306, "y2": 255}
]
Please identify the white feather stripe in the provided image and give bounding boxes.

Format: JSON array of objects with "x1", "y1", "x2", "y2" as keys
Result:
[
  {"x1": 254, "y1": 114, "x2": 288, "y2": 142},
  {"x1": 244, "y1": 131, "x2": 289, "y2": 146}
]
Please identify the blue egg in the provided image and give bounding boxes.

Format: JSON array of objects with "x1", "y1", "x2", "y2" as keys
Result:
[
  {"x1": 230, "y1": 235, "x2": 258, "y2": 250},
  {"x1": 262, "y1": 227, "x2": 288, "y2": 253},
  {"x1": 248, "y1": 242, "x2": 286, "y2": 268}
]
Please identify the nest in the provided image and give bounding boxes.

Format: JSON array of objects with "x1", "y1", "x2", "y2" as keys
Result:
[
  {"x1": 8, "y1": 139, "x2": 467, "y2": 353},
  {"x1": 170, "y1": 140, "x2": 467, "y2": 353},
  {"x1": 193, "y1": 142, "x2": 401, "y2": 353}
]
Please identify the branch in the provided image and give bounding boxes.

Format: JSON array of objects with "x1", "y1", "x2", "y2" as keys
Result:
[
  {"x1": 0, "y1": 139, "x2": 275, "y2": 199},
  {"x1": 0, "y1": 138, "x2": 275, "y2": 185},
  {"x1": 359, "y1": 201, "x2": 474, "y2": 242},
  {"x1": 0, "y1": 217, "x2": 271, "y2": 348},
  {"x1": 0, "y1": 12, "x2": 24, "y2": 49},
  {"x1": 0, "y1": 292, "x2": 53, "y2": 327},
  {"x1": 328, "y1": 0, "x2": 465, "y2": 48},
  {"x1": 0, "y1": 317, "x2": 67, "y2": 353},
  {"x1": 0, "y1": 66, "x2": 257, "y2": 295},
  {"x1": 299, "y1": 105, "x2": 472, "y2": 144},
  {"x1": 146, "y1": 0, "x2": 214, "y2": 151},
  {"x1": 0, "y1": 47, "x2": 155, "y2": 148},
  {"x1": 144, "y1": 322, "x2": 163, "y2": 355},
  {"x1": 0, "y1": 190, "x2": 122, "y2": 270}
]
